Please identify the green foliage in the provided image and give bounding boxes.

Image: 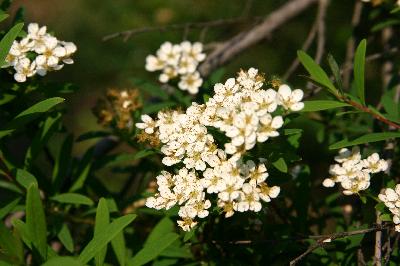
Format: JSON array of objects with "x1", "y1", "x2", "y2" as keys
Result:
[{"x1": 354, "y1": 39, "x2": 367, "y2": 105}]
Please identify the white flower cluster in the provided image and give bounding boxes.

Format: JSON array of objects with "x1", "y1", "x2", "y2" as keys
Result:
[
  {"x1": 378, "y1": 185, "x2": 400, "y2": 232},
  {"x1": 137, "y1": 68, "x2": 304, "y2": 231},
  {"x1": 145, "y1": 41, "x2": 206, "y2": 94},
  {"x1": 323, "y1": 146, "x2": 388, "y2": 195},
  {"x1": 4, "y1": 23, "x2": 77, "y2": 82}
]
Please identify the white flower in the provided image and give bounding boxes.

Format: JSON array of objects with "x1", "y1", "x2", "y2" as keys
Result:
[
  {"x1": 235, "y1": 183, "x2": 262, "y2": 212},
  {"x1": 256, "y1": 114, "x2": 283, "y2": 142},
  {"x1": 180, "y1": 41, "x2": 206, "y2": 62},
  {"x1": 35, "y1": 36, "x2": 66, "y2": 67},
  {"x1": 362, "y1": 153, "x2": 388, "y2": 173},
  {"x1": 178, "y1": 72, "x2": 202, "y2": 94},
  {"x1": 27, "y1": 23, "x2": 47, "y2": 40},
  {"x1": 157, "y1": 42, "x2": 181, "y2": 65},
  {"x1": 136, "y1": 114, "x2": 156, "y2": 134},
  {"x1": 13, "y1": 58, "x2": 36, "y2": 82},
  {"x1": 277, "y1": 84, "x2": 304, "y2": 111},
  {"x1": 159, "y1": 66, "x2": 178, "y2": 83},
  {"x1": 145, "y1": 55, "x2": 165, "y2": 72}
]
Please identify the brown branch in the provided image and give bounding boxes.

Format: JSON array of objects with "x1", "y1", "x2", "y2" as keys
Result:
[
  {"x1": 315, "y1": 0, "x2": 329, "y2": 64},
  {"x1": 198, "y1": 0, "x2": 319, "y2": 77},
  {"x1": 102, "y1": 17, "x2": 264, "y2": 42},
  {"x1": 290, "y1": 223, "x2": 392, "y2": 266},
  {"x1": 375, "y1": 211, "x2": 383, "y2": 266},
  {"x1": 340, "y1": 96, "x2": 400, "y2": 130},
  {"x1": 343, "y1": 1, "x2": 363, "y2": 89}
]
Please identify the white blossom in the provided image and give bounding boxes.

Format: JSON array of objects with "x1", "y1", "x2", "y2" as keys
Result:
[
  {"x1": 145, "y1": 41, "x2": 206, "y2": 94},
  {"x1": 141, "y1": 68, "x2": 302, "y2": 230},
  {"x1": 4, "y1": 23, "x2": 76, "y2": 82},
  {"x1": 379, "y1": 184, "x2": 400, "y2": 232},
  {"x1": 323, "y1": 146, "x2": 388, "y2": 195}
]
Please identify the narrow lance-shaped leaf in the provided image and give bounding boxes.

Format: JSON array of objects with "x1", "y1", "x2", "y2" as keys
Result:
[
  {"x1": 0, "y1": 97, "x2": 65, "y2": 139},
  {"x1": 354, "y1": 39, "x2": 367, "y2": 105},
  {"x1": 57, "y1": 224, "x2": 74, "y2": 253},
  {"x1": 297, "y1": 50, "x2": 338, "y2": 95},
  {"x1": 128, "y1": 232, "x2": 179, "y2": 266},
  {"x1": 94, "y1": 198, "x2": 110, "y2": 266},
  {"x1": 26, "y1": 183, "x2": 48, "y2": 262},
  {"x1": 327, "y1": 53, "x2": 344, "y2": 93},
  {"x1": 78, "y1": 214, "x2": 136, "y2": 264},
  {"x1": 301, "y1": 100, "x2": 350, "y2": 112},
  {"x1": 51, "y1": 193, "x2": 94, "y2": 206},
  {"x1": 0, "y1": 22, "x2": 24, "y2": 67},
  {"x1": 329, "y1": 132, "x2": 400, "y2": 149}
]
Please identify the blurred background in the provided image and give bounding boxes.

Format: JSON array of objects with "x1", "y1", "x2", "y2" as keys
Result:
[{"x1": 4, "y1": 0, "x2": 356, "y2": 156}]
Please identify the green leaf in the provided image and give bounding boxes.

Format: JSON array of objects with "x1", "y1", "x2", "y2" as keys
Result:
[
  {"x1": 25, "y1": 113, "x2": 62, "y2": 166},
  {"x1": 42, "y1": 256, "x2": 83, "y2": 266},
  {"x1": 297, "y1": 50, "x2": 337, "y2": 95},
  {"x1": 0, "y1": 221, "x2": 24, "y2": 265},
  {"x1": 0, "y1": 197, "x2": 20, "y2": 219},
  {"x1": 0, "y1": 22, "x2": 23, "y2": 67},
  {"x1": 57, "y1": 223, "x2": 74, "y2": 253},
  {"x1": 0, "y1": 97, "x2": 65, "y2": 139},
  {"x1": 51, "y1": 193, "x2": 94, "y2": 206},
  {"x1": 301, "y1": 100, "x2": 350, "y2": 112},
  {"x1": 15, "y1": 169, "x2": 38, "y2": 189},
  {"x1": 329, "y1": 132, "x2": 400, "y2": 149},
  {"x1": 111, "y1": 231, "x2": 126, "y2": 266},
  {"x1": 272, "y1": 158, "x2": 287, "y2": 173},
  {"x1": 26, "y1": 183, "x2": 47, "y2": 262},
  {"x1": 129, "y1": 233, "x2": 179, "y2": 266},
  {"x1": 14, "y1": 97, "x2": 64, "y2": 118},
  {"x1": 94, "y1": 198, "x2": 110, "y2": 266},
  {"x1": 78, "y1": 214, "x2": 136, "y2": 264},
  {"x1": 0, "y1": 13, "x2": 9, "y2": 23},
  {"x1": 354, "y1": 39, "x2": 366, "y2": 105},
  {"x1": 69, "y1": 148, "x2": 94, "y2": 192},
  {"x1": 380, "y1": 213, "x2": 393, "y2": 222},
  {"x1": 144, "y1": 217, "x2": 174, "y2": 247},
  {"x1": 327, "y1": 53, "x2": 344, "y2": 93},
  {"x1": 52, "y1": 134, "x2": 73, "y2": 191}
]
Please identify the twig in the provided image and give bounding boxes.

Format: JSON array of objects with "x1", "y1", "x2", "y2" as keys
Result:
[
  {"x1": 343, "y1": 1, "x2": 363, "y2": 89},
  {"x1": 198, "y1": 0, "x2": 319, "y2": 77},
  {"x1": 102, "y1": 17, "x2": 263, "y2": 42},
  {"x1": 315, "y1": 0, "x2": 329, "y2": 64},
  {"x1": 384, "y1": 233, "x2": 399, "y2": 265},
  {"x1": 290, "y1": 223, "x2": 391, "y2": 265},
  {"x1": 375, "y1": 211, "x2": 382, "y2": 266},
  {"x1": 340, "y1": 96, "x2": 400, "y2": 130}
]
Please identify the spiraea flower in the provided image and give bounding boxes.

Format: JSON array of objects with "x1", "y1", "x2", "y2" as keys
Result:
[
  {"x1": 323, "y1": 147, "x2": 388, "y2": 195},
  {"x1": 4, "y1": 23, "x2": 77, "y2": 82},
  {"x1": 378, "y1": 185, "x2": 400, "y2": 232},
  {"x1": 93, "y1": 88, "x2": 142, "y2": 130},
  {"x1": 145, "y1": 41, "x2": 206, "y2": 94},
  {"x1": 137, "y1": 68, "x2": 304, "y2": 231}
]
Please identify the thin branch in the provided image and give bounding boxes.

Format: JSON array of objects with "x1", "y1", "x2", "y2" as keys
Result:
[
  {"x1": 340, "y1": 96, "x2": 400, "y2": 130},
  {"x1": 290, "y1": 223, "x2": 392, "y2": 266},
  {"x1": 198, "y1": 0, "x2": 319, "y2": 77},
  {"x1": 375, "y1": 211, "x2": 383, "y2": 266},
  {"x1": 384, "y1": 233, "x2": 399, "y2": 265},
  {"x1": 102, "y1": 17, "x2": 263, "y2": 42},
  {"x1": 343, "y1": 1, "x2": 363, "y2": 89},
  {"x1": 315, "y1": 0, "x2": 329, "y2": 64}
]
